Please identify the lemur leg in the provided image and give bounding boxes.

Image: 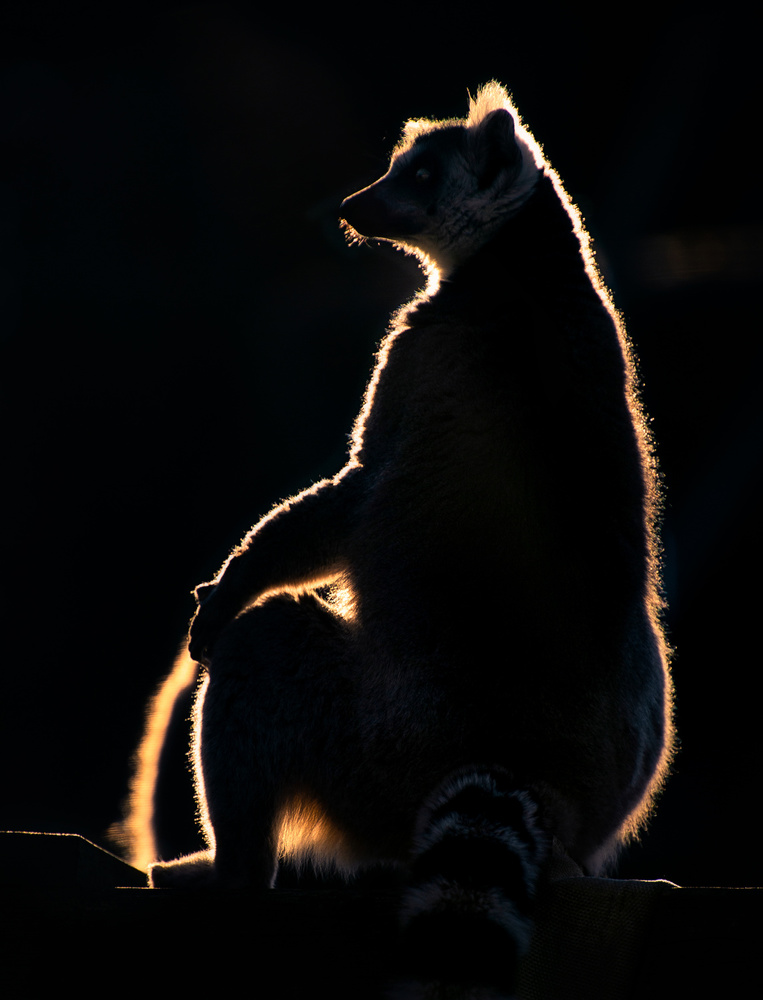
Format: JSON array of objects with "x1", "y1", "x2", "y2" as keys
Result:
[{"x1": 150, "y1": 592, "x2": 355, "y2": 889}]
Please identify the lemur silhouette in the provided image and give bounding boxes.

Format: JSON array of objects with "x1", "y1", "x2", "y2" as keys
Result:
[{"x1": 121, "y1": 83, "x2": 673, "y2": 998}]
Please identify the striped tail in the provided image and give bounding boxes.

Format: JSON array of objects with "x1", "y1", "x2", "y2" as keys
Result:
[{"x1": 394, "y1": 768, "x2": 550, "y2": 999}]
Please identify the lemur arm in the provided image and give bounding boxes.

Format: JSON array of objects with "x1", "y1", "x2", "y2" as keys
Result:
[{"x1": 189, "y1": 463, "x2": 362, "y2": 663}]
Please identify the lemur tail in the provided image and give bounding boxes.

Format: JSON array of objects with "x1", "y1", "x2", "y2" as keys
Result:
[{"x1": 394, "y1": 768, "x2": 550, "y2": 1000}]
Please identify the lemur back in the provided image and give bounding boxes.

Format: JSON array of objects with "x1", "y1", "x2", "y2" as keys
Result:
[{"x1": 122, "y1": 83, "x2": 673, "y2": 999}]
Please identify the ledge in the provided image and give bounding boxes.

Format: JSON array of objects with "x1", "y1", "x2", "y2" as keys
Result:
[{"x1": 1, "y1": 832, "x2": 759, "y2": 998}]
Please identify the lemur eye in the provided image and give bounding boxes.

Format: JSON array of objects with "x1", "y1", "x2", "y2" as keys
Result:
[{"x1": 415, "y1": 167, "x2": 432, "y2": 182}]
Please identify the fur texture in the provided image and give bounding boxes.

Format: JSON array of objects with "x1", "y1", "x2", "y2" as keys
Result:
[
  {"x1": 120, "y1": 83, "x2": 673, "y2": 997},
  {"x1": 395, "y1": 769, "x2": 550, "y2": 998}
]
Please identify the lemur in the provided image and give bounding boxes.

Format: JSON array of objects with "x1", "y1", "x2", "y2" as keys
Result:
[{"x1": 127, "y1": 83, "x2": 673, "y2": 998}]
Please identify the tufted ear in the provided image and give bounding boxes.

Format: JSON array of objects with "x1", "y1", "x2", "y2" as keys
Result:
[{"x1": 472, "y1": 108, "x2": 521, "y2": 190}]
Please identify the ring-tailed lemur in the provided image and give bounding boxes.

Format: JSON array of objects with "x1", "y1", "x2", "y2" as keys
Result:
[{"x1": 133, "y1": 83, "x2": 673, "y2": 998}]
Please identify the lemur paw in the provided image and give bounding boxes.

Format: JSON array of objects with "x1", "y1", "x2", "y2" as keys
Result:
[
  {"x1": 148, "y1": 851, "x2": 218, "y2": 888},
  {"x1": 188, "y1": 583, "x2": 229, "y2": 665}
]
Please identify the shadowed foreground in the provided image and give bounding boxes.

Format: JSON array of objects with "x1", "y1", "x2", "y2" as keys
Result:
[{"x1": 1, "y1": 832, "x2": 759, "y2": 998}]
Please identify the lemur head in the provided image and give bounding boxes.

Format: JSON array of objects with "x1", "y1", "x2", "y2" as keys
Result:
[{"x1": 340, "y1": 82, "x2": 542, "y2": 277}]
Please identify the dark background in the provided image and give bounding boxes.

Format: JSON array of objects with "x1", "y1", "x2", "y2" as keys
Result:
[{"x1": 1, "y1": 3, "x2": 760, "y2": 888}]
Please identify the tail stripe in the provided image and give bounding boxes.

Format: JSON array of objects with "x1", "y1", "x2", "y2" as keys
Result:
[
  {"x1": 427, "y1": 781, "x2": 538, "y2": 849},
  {"x1": 397, "y1": 768, "x2": 550, "y2": 998},
  {"x1": 409, "y1": 833, "x2": 534, "y2": 911}
]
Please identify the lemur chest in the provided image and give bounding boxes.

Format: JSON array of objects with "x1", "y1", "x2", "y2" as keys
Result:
[
  {"x1": 399, "y1": 351, "x2": 534, "y2": 499},
  {"x1": 358, "y1": 322, "x2": 551, "y2": 545}
]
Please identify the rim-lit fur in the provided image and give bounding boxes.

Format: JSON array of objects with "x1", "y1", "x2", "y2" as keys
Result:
[
  {"x1": 342, "y1": 82, "x2": 543, "y2": 278},
  {"x1": 118, "y1": 81, "x2": 673, "y2": 1000}
]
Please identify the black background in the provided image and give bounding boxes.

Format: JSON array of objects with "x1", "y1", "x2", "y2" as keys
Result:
[{"x1": 1, "y1": 2, "x2": 761, "y2": 888}]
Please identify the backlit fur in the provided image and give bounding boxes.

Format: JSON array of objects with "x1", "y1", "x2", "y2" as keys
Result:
[{"x1": 117, "y1": 83, "x2": 673, "y2": 998}]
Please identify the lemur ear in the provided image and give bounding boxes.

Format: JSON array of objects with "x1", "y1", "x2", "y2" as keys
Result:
[{"x1": 472, "y1": 108, "x2": 521, "y2": 190}]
